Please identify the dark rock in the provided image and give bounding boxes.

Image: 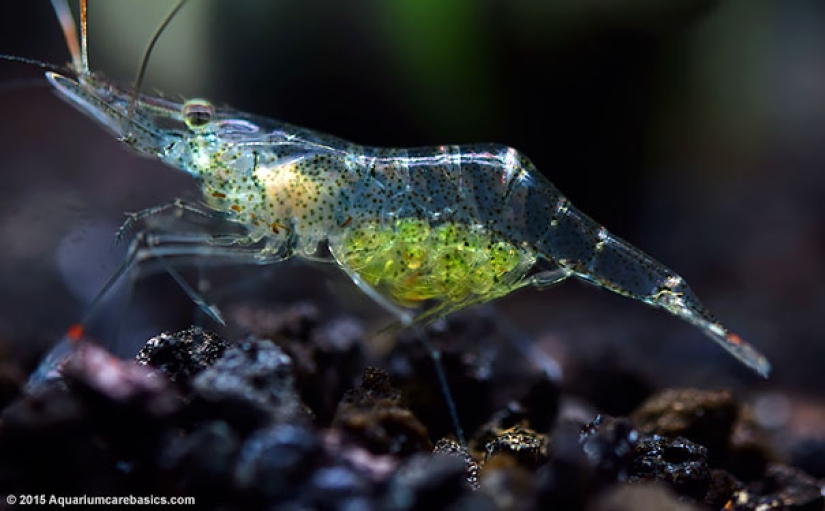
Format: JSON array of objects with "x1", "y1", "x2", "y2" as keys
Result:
[
  {"x1": 4, "y1": 300, "x2": 820, "y2": 511},
  {"x1": 0, "y1": 384, "x2": 86, "y2": 438},
  {"x1": 703, "y1": 469, "x2": 744, "y2": 510},
  {"x1": 63, "y1": 343, "x2": 180, "y2": 418},
  {"x1": 135, "y1": 327, "x2": 230, "y2": 384},
  {"x1": 579, "y1": 415, "x2": 639, "y2": 482},
  {"x1": 233, "y1": 424, "x2": 322, "y2": 502},
  {"x1": 332, "y1": 367, "x2": 431, "y2": 455},
  {"x1": 564, "y1": 354, "x2": 654, "y2": 416},
  {"x1": 383, "y1": 452, "x2": 480, "y2": 510},
  {"x1": 0, "y1": 384, "x2": 107, "y2": 494},
  {"x1": 322, "y1": 429, "x2": 400, "y2": 482},
  {"x1": 727, "y1": 406, "x2": 774, "y2": 481},
  {"x1": 434, "y1": 437, "x2": 480, "y2": 488},
  {"x1": 483, "y1": 425, "x2": 548, "y2": 470},
  {"x1": 0, "y1": 344, "x2": 182, "y2": 495},
  {"x1": 298, "y1": 316, "x2": 366, "y2": 426},
  {"x1": 631, "y1": 388, "x2": 777, "y2": 480},
  {"x1": 160, "y1": 421, "x2": 242, "y2": 502},
  {"x1": 389, "y1": 318, "x2": 498, "y2": 441},
  {"x1": 438, "y1": 492, "x2": 499, "y2": 511},
  {"x1": 190, "y1": 338, "x2": 311, "y2": 433},
  {"x1": 590, "y1": 482, "x2": 705, "y2": 511},
  {"x1": 517, "y1": 373, "x2": 562, "y2": 433},
  {"x1": 787, "y1": 437, "x2": 825, "y2": 479},
  {"x1": 229, "y1": 303, "x2": 367, "y2": 427},
  {"x1": 557, "y1": 396, "x2": 600, "y2": 430},
  {"x1": 470, "y1": 373, "x2": 560, "y2": 461},
  {"x1": 471, "y1": 405, "x2": 527, "y2": 461},
  {"x1": 730, "y1": 463, "x2": 824, "y2": 511},
  {"x1": 166, "y1": 416, "x2": 400, "y2": 509},
  {"x1": 479, "y1": 460, "x2": 537, "y2": 511},
  {"x1": 305, "y1": 464, "x2": 376, "y2": 510},
  {"x1": 0, "y1": 359, "x2": 23, "y2": 410},
  {"x1": 631, "y1": 388, "x2": 738, "y2": 465},
  {"x1": 535, "y1": 426, "x2": 593, "y2": 511},
  {"x1": 630, "y1": 434, "x2": 711, "y2": 500}
]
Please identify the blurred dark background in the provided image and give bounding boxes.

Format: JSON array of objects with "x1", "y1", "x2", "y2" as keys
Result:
[{"x1": 0, "y1": 0, "x2": 823, "y2": 436}]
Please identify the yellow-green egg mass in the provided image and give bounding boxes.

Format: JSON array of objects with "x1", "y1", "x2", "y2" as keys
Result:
[{"x1": 336, "y1": 218, "x2": 534, "y2": 308}]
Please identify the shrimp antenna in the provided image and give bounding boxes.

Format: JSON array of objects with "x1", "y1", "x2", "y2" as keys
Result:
[
  {"x1": 127, "y1": 0, "x2": 190, "y2": 119},
  {"x1": 80, "y1": 0, "x2": 89, "y2": 74},
  {"x1": 50, "y1": 0, "x2": 87, "y2": 75},
  {"x1": 0, "y1": 1, "x2": 81, "y2": 96},
  {"x1": 0, "y1": 54, "x2": 66, "y2": 74}
]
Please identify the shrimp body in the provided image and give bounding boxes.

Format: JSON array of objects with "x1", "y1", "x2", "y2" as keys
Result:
[
  {"x1": 40, "y1": 9, "x2": 770, "y2": 378},
  {"x1": 162, "y1": 115, "x2": 541, "y2": 314}
]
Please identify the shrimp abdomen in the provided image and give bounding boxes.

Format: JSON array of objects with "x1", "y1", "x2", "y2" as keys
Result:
[
  {"x1": 525, "y1": 176, "x2": 770, "y2": 376},
  {"x1": 464, "y1": 146, "x2": 770, "y2": 376}
]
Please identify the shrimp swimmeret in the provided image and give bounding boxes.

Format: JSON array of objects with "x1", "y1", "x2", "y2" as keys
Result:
[{"x1": 39, "y1": 0, "x2": 770, "y2": 378}]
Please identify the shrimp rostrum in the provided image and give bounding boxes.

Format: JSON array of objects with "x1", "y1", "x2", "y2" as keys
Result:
[{"x1": 44, "y1": 1, "x2": 769, "y2": 377}]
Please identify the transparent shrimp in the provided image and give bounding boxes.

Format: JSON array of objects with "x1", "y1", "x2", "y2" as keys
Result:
[{"x1": 41, "y1": 0, "x2": 769, "y2": 378}]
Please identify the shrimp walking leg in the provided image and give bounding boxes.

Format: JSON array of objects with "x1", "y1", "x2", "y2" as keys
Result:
[
  {"x1": 342, "y1": 270, "x2": 414, "y2": 326},
  {"x1": 116, "y1": 198, "x2": 226, "y2": 242},
  {"x1": 528, "y1": 268, "x2": 571, "y2": 288},
  {"x1": 84, "y1": 230, "x2": 291, "y2": 331},
  {"x1": 413, "y1": 326, "x2": 466, "y2": 447}
]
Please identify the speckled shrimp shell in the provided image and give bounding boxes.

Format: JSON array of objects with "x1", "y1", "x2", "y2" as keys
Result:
[{"x1": 43, "y1": 0, "x2": 769, "y2": 377}]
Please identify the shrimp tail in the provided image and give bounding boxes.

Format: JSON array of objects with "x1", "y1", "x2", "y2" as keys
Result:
[
  {"x1": 658, "y1": 287, "x2": 771, "y2": 377},
  {"x1": 535, "y1": 201, "x2": 771, "y2": 377}
]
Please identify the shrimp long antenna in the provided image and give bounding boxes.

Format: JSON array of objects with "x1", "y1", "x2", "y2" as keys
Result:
[
  {"x1": 127, "y1": 0, "x2": 190, "y2": 119},
  {"x1": 80, "y1": 0, "x2": 89, "y2": 74},
  {"x1": 50, "y1": 0, "x2": 84, "y2": 75},
  {"x1": 0, "y1": 55, "x2": 66, "y2": 74}
]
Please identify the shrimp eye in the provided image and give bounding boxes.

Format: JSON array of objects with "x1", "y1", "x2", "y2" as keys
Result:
[{"x1": 182, "y1": 99, "x2": 214, "y2": 129}]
